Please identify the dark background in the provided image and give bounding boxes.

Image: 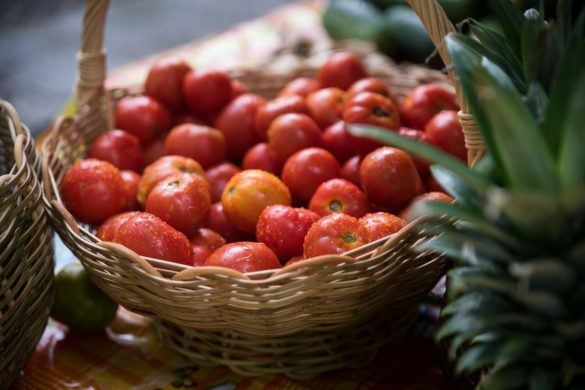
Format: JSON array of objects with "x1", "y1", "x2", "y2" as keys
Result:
[{"x1": 0, "y1": 0, "x2": 290, "y2": 135}]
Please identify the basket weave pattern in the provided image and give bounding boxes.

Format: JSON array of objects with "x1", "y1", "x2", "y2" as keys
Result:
[{"x1": 0, "y1": 101, "x2": 54, "y2": 388}]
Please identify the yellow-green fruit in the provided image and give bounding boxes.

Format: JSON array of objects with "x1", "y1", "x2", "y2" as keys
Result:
[{"x1": 51, "y1": 262, "x2": 118, "y2": 332}]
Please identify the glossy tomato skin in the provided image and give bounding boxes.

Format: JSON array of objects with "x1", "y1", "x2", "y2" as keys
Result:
[
  {"x1": 400, "y1": 191, "x2": 453, "y2": 221},
  {"x1": 340, "y1": 156, "x2": 361, "y2": 186},
  {"x1": 358, "y1": 212, "x2": 407, "y2": 243},
  {"x1": 398, "y1": 127, "x2": 432, "y2": 178},
  {"x1": 277, "y1": 77, "x2": 321, "y2": 98},
  {"x1": 360, "y1": 147, "x2": 424, "y2": 212},
  {"x1": 322, "y1": 122, "x2": 354, "y2": 163},
  {"x1": 303, "y1": 213, "x2": 367, "y2": 258},
  {"x1": 256, "y1": 205, "x2": 320, "y2": 261},
  {"x1": 425, "y1": 110, "x2": 466, "y2": 162},
  {"x1": 145, "y1": 173, "x2": 211, "y2": 237},
  {"x1": 221, "y1": 170, "x2": 292, "y2": 234},
  {"x1": 254, "y1": 95, "x2": 307, "y2": 140},
  {"x1": 206, "y1": 162, "x2": 241, "y2": 203},
  {"x1": 346, "y1": 77, "x2": 398, "y2": 104},
  {"x1": 62, "y1": 159, "x2": 126, "y2": 225},
  {"x1": 317, "y1": 51, "x2": 367, "y2": 90},
  {"x1": 120, "y1": 170, "x2": 141, "y2": 211},
  {"x1": 183, "y1": 70, "x2": 233, "y2": 117},
  {"x1": 88, "y1": 129, "x2": 143, "y2": 172},
  {"x1": 241, "y1": 142, "x2": 282, "y2": 175},
  {"x1": 96, "y1": 211, "x2": 140, "y2": 241},
  {"x1": 138, "y1": 155, "x2": 206, "y2": 206},
  {"x1": 142, "y1": 137, "x2": 167, "y2": 167},
  {"x1": 164, "y1": 124, "x2": 226, "y2": 169},
  {"x1": 191, "y1": 245, "x2": 212, "y2": 266},
  {"x1": 400, "y1": 84, "x2": 459, "y2": 130},
  {"x1": 204, "y1": 242, "x2": 281, "y2": 273},
  {"x1": 306, "y1": 87, "x2": 346, "y2": 129},
  {"x1": 173, "y1": 112, "x2": 206, "y2": 127},
  {"x1": 309, "y1": 178, "x2": 370, "y2": 218},
  {"x1": 281, "y1": 148, "x2": 340, "y2": 203},
  {"x1": 204, "y1": 202, "x2": 253, "y2": 243},
  {"x1": 144, "y1": 56, "x2": 191, "y2": 112},
  {"x1": 230, "y1": 79, "x2": 249, "y2": 100},
  {"x1": 190, "y1": 227, "x2": 226, "y2": 251},
  {"x1": 214, "y1": 93, "x2": 265, "y2": 161},
  {"x1": 113, "y1": 212, "x2": 192, "y2": 265},
  {"x1": 115, "y1": 96, "x2": 172, "y2": 144},
  {"x1": 267, "y1": 113, "x2": 322, "y2": 162}
]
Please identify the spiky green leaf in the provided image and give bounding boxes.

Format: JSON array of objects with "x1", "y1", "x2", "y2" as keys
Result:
[
  {"x1": 429, "y1": 165, "x2": 482, "y2": 210},
  {"x1": 489, "y1": 0, "x2": 525, "y2": 56},
  {"x1": 509, "y1": 259, "x2": 577, "y2": 296},
  {"x1": 530, "y1": 369, "x2": 558, "y2": 390},
  {"x1": 456, "y1": 343, "x2": 500, "y2": 374}
]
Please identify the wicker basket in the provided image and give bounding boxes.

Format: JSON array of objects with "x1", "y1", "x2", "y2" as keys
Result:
[
  {"x1": 0, "y1": 100, "x2": 54, "y2": 388},
  {"x1": 41, "y1": 0, "x2": 453, "y2": 379}
]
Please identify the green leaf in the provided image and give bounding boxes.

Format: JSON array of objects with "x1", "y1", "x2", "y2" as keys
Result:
[
  {"x1": 436, "y1": 315, "x2": 482, "y2": 341},
  {"x1": 489, "y1": 0, "x2": 525, "y2": 56},
  {"x1": 498, "y1": 337, "x2": 533, "y2": 365},
  {"x1": 512, "y1": 290, "x2": 568, "y2": 319},
  {"x1": 429, "y1": 165, "x2": 482, "y2": 210},
  {"x1": 530, "y1": 369, "x2": 558, "y2": 390},
  {"x1": 442, "y1": 291, "x2": 513, "y2": 316},
  {"x1": 456, "y1": 343, "x2": 500, "y2": 374},
  {"x1": 480, "y1": 364, "x2": 529, "y2": 390},
  {"x1": 525, "y1": 82, "x2": 548, "y2": 124},
  {"x1": 509, "y1": 259, "x2": 577, "y2": 296}
]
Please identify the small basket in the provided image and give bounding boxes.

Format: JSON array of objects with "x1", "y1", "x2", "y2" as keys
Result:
[
  {"x1": 42, "y1": 0, "x2": 451, "y2": 378},
  {"x1": 0, "y1": 100, "x2": 54, "y2": 388}
]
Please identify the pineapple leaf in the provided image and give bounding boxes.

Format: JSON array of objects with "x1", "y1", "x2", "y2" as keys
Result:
[
  {"x1": 530, "y1": 369, "x2": 558, "y2": 390},
  {"x1": 436, "y1": 314, "x2": 482, "y2": 341},
  {"x1": 442, "y1": 291, "x2": 513, "y2": 316},
  {"x1": 498, "y1": 337, "x2": 534, "y2": 365},
  {"x1": 429, "y1": 165, "x2": 482, "y2": 210},
  {"x1": 480, "y1": 364, "x2": 529, "y2": 390},
  {"x1": 489, "y1": 0, "x2": 525, "y2": 57},
  {"x1": 525, "y1": 82, "x2": 548, "y2": 124},
  {"x1": 509, "y1": 259, "x2": 577, "y2": 296},
  {"x1": 455, "y1": 343, "x2": 500, "y2": 374},
  {"x1": 512, "y1": 290, "x2": 568, "y2": 319}
]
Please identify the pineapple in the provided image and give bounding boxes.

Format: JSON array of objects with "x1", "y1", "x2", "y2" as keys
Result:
[{"x1": 349, "y1": 1, "x2": 585, "y2": 388}]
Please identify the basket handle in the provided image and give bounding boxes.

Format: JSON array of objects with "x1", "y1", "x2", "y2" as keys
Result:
[
  {"x1": 75, "y1": 0, "x2": 109, "y2": 109},
  {"x1": 406, "y1": 0, "x2": 484, "y2": 167}
]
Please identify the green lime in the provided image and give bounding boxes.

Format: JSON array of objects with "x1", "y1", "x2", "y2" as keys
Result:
[
  {"x1": 322, "y1": 0, "x2": 385, "y2": 43},
  {"x1": 51, "y1": 262, "x2": 118, "y2": 332},
  {"x1": 381, "y1": 6, "x2": 435, "y2": 63}
]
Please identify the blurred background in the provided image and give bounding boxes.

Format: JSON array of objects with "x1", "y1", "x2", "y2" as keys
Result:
[{"x1": 0, "y1": 0, "x2": 290, "y2": 135}]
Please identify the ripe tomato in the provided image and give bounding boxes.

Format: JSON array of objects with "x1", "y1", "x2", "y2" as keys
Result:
[
  {"x1": 142, "y1": 137, "x2": 167, "y2": 167},
  {"x1": 221, "y1": 170, "x2": 292, "y2": 234},
  {"x1": 346, "y1": 77, "x2": 398, "y2": 105},
  {"x1": 425, "y1": 110, "x2": 466, "y2": 162},
  {"x1": 120, "y1": 170, "x2": 140, "y2": 211},
  {"x1": 204, "y1": 242, "x2": 281, "y2": 273},
  {"x1": 317, "y1": 51, "x2": 367, "y2": 90},
  {"x1": 277, "y1": 77, "x2": 321, "y2": 98},
  {"x1": 96, "y1": 211, "x2": 140, "y2": 241},
  {"x1": 88, "y1": 129, "x2": 143, "y2": 172},
  {"x1": 400, "y1": 84, "x2": 459, "y2": 130},
  {"x1": 206, "y1": 162, "x2": 241, "y2": 203},
  {"x1": 183, "y1": 70, "x2": 233, "y2": 117},
  {"x1": 191, "y1": 245, "x2": 212, "y2": 266},
  {"x1": 358, "y1": 212, "x2": 407, "y2": 243},
  {"x1": 241, "y1": 142, "x2": 282, "y2": 175},
  {"x1": 173, "y1": 112, "x2": 206, "y2": 127},
  {"x1": 309, "y1": 178, "x2": 370, "y2": 218},
  {"x1": 400, "y1": 191, "x2": 453, "y2": 221},
  {"x1": 306, "y1": 87, "x2": 346, "y2": 129},
  {"x1": 230, "y1": 79, "x2": 249, "y2": 100},
  {"x1": 204, "y1": 202, "x2": 253, "y2": 243},
  {"x1": 322, "y1": 122, "x2": 354, "y2": 163},
  {"x1": 281, "y1": 147, "x2": 340, "y2": 203},
  {"x1": 267, "y1": 113, "x2": 322, "y2": 162},
  {"x1": 138, "y1": 155, "x2": 206, "y2": 206},
  {"x1": 425, "y1": 175, "x2": 447, "y2": 194},
  {"x1": 115, "y1": 96, "x2": 172, "y2": 144},
  {"x1": 340, "y1": 155, "x2": 361, "y2": 186},
  {"x1": 284, "y1": 255, "x2": 304, "y2": 267},
  {"x1": 144, "y1": 56, "x2": 191, "y2": 112},
  {"x1": 113, "y1": 212, "x2": 192, "y2": 265},
  {"x1": 164, "y1": 124, "x2": 226, "y2": 169},
  {"x1": 62, "y1": 159, "x2": 126, "y2": 225},
  {"x1": 190, "y1": 227, "x2": 226, "y2": 251},
  {"x1": 398, "y1": 127, "x2": 431, "y2": 178},
  {"x1": 256, "y1": 205, "x2": 320, "y2": 260},
  {"x1": 145, "y1": 173, "x2": 211, "y2": 237},
  {"x1": 360, "y1": 147, "x2": 424, "y2": 212},
  {"x1": 303, "y1": 213, "x2": 367, "y2": 258},
  {"x1": 254, "y1": 95, "x2": 307, "y2": 140},
  {"x1": 214, "y1": 93, "x2": 265, "y2": 161}
]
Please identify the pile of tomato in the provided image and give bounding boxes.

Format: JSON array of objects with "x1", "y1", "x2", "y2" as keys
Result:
[{"x1": 61, "y1": 51, "x2": 461, "y2": 274}]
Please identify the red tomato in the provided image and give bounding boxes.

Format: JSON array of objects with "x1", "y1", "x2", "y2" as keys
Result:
[
  {"x1": 173, "y1": 112, "x2": 206, "y2": 127},
  {"x1": 164, "y1": 124, "x2": 226, "y2": 169},
  {"x1": 425, "y1": 175, "x2": 447, "y2": 194},
  {"x1": 360, "y1": 147, "x2": 424, "y2": 212},
  {"x1": 317, "y1": 51, "x2": 367, "y2": 90},
  {"x1": 281, "y1": 148, "x2": 341, "y2": 203},
  {"x1": 400, "y1": 84, "x2": 459, "y2": 130},
  {"x1": 306, "y1": 87, "x2": 346, "y2": 129},
  {"x1": 241, "y1": 142, "x2": 282, "y2": 175},
  {"x1": 284, "y1": 255, "x2": 305, "y2": 266},
  {"x1": 62, "y1": 159, "x2": 126, "y2": 225},
  {"x1": 254, "y1": 95, "x2": 307, "y2": 140},
  {"x1": 204, "y1": 242, "x2": 281, "y2": 273},
  {"x1": 340, "y1": 155, "x2": 361, "y2": 186},
  {"x1": 142, "y1": 137, "x2": 167, "y2": 167},
  {"x1": 277, "y1": 77, "x2": 321, "y2": 98},
  {"x1": 425, "y1": 110, "x2": 466, "y2": 161},
  {"x1": 322, "y1": 122, "x2": 354, "y2": 163},
  {"x1": 346, "y1": 77, "x2": 398, "y2": 105},
  {"x1": 138, "y1": 155, "x2": 207, "y2": 206},
  {"x1": 400, "y1": 191, "x2": 453, "y2": 221},
  {"x1": 190, "y1": 227, "x2": 226, "y2": 251},
  {"x1": 267, "y1": 113, "x2": 322, "y2": 162},
  {"x1": 191, "y1": 245, "x2": 212, "y2": 266},
  {"x1": 204, "y1": 202, "x2": 253, "y2": 243},
  {"x1": 120, "y1": 170, "x2": 140, "y2": 211},
  {"x1": 183, "y1": 70, "x2": 233, "y2": 116},
  {"x1": 256, "y1": 205, "x2": 320, "y2": 260},
  {"x1": 144, "y1": 56, "x2": 192, "y2": 112},
  {"x1": 230, "y1": 79, "x2": 249, "y2": 100},
  {"x1": 309, "y1": 178, "x2": 370, "y2": 218},
  {"x1": 96, "y1": 211, "x2": 140, "y2": 241},
  {"x1": 398, "y1": 127, "x2": 432, "y2": 178},
  {"x1": 113, "y1": 212, "x2": 192, "y2": 265},
  {"x1": 214, "y1": 93, "x2": 265, "y2": 161},
  {"x1": 145, "y1": 173, "x2": 211, "y2": 237},
  {"x1": 88, "y1": 129, "x2": 143, "y2": 172},
  {"x1": 358, "y1": 212, "x2": 407, "y2": 243},
  {"x1": 206, "y1": 162, "x2": 241, "y2": 203},
  {"x1": 303, "y1": 213, "x2": 367, "y2": 258},
  {"x1": 115, "y1": 96, "x2": 172, "y2": 144}
]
